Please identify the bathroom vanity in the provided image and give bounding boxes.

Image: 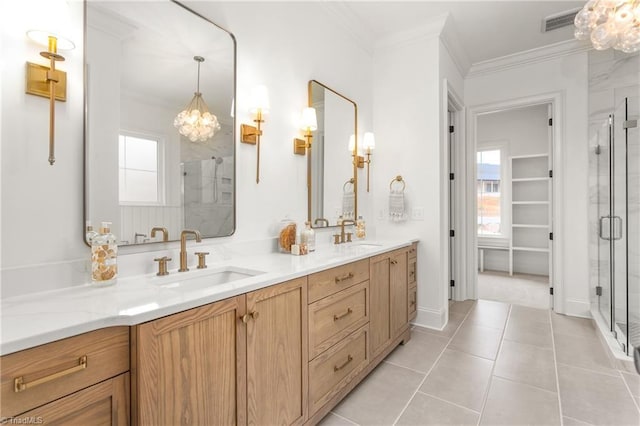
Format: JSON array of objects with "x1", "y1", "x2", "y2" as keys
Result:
[{"x1": 0, "y1": 240, "x2": 418, "y2": 425}]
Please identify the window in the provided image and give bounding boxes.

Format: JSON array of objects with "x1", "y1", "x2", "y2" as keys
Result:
[
  {"x1": 119, "y1": 133, "x2": 163, "y2": 205},
  {"x1": 477, "y1": 149, "x2": 501, "y2": 236}
]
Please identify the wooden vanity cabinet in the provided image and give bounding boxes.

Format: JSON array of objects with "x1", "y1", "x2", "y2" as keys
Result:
[
  {"x1": 0, "y1": 327, "x2": 130, "y2": 424},
  {"x1": 370, "y1": 248, "x2": 411, "y2": 358},
  {"x1": 408, "y1": 243, "x2": 418, "y2": 321},
  {"x1": 132, "y1": 277, "x2": 308, "y2": 426}
]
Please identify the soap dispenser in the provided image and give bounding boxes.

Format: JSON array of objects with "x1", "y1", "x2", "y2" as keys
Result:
[
  {"x1": 91, "y1": 222, "x2": 118, "y2": 286},
  {"x1": 356, "y1": 216, "x2": 366, "y2": 239},
  {"x1": 301, "y1": 221, "x2": 316, "y2": 252},
  {"x1": 85, "y1": 220, "x2": 98, "y2": 244}
]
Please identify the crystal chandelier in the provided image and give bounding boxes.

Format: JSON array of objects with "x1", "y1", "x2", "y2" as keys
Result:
[
  {"x1": 174, "y1": 56, "x2": 220, "y2": 142},
  {"x1": 574, "y1": 0, "x2": 640, "y2": 53}
]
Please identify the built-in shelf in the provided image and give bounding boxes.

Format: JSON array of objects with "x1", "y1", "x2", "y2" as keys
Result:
[{"x1": 509, "y1": 153, "x2": 552, "y2": 277}]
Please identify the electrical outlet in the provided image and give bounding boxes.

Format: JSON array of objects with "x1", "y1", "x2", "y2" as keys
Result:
[{"x1": 412, "y1": 207, "x2": 425, "y2": 221}]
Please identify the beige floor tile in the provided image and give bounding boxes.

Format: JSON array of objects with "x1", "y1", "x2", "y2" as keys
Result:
[
  {"x1": 562, "y1": 416, "x2": 595, "y2": 426},
  {"x1": 622, "y1": 372, "x2": 640, "y2": 398},
  {"x1": 385, "y1": 328, "x2": 449, "y2": 373},
  {"x1": 493, "y1": 340, "x2": 557, "y2": 392},
  {"x1": 554, "y1": 334, "x2": 618, "y2": 376},
  {"x1": 558, "y1": 364, "x2": 640, "y2": 426},
  {"x1": 509, "y1": 304, "x2": 550, "y2": 324},
  {"x1": 317, "y1": 412, "x2": 358, "y2": 426},
  {"x1": 478, "y1": 271, "x2": 549, "y2": 310},
  {"x1": 396, "y1": 392, "x2": 479, "y2": 426},
  {"x1": 480, "y1": 377, "x2": 561, "y2": 426},
  {"x1": 616, "y1": 358, "x2": 639, "y2": 374},
  {"x1": 464, "y1": 299, "x2": 510, "y2": 330},
  {"x1": 449, "y1": 299, "x2": 476, "y2": 315},
  {"x1": 417, "y1": 312, "x2": 466, "y2": 338},
  {"x1": 551, "y1": 313, "x2": 598, "y2": 339},
  {"x1": 449, "y1": 321, "x2": 503, "y2": 360},
  {"x1": 503, "y1": 315, "x2": 553, "y2": 348},
  {"x1": 419, "y1": 349, "x2": 493, "y2": 412},
  {"x1": 332, "y1": 362, "x2": 423, "y2": 426}
]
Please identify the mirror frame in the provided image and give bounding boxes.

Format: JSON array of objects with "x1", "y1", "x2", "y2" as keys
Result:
[
  {"x1": 83, "y1": 0, "x2": 237, "y2": 247},
  {"x1": 307, "y1": 80, "x2": 358, "y2": 228}
]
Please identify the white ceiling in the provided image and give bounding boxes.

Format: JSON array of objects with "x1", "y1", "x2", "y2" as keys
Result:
[{"x1": 324, "y1": 1, "x2": 586, "y2": 65}]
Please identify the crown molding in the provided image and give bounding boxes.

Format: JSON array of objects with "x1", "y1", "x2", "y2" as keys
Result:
[
  {"x1": 467, "y1": 39, "x2": 592, "y2": 78},
  {"x1": 439, "y1": 14, "x2": 471, "y2": 78},
  {"x1": 374, "y1": 13, "x2": 446, "y2": 51},
  {"x1": 319, "y1": 2, "x2": 375, "y2": 55}
]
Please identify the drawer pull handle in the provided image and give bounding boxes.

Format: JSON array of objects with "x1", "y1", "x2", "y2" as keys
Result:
[
  {"x1": 333, "y1": 308, "x2": 353, "y2": 321},
  {"x1": 334, "y1": 355, "x2": 353, "y2": 372},
  {"x1": 14, "y1": 355, "x2": 88, "y2": 393},
  {"x1": 390, "y1": 260, "x2": 398, "y2": 265},
  {"x1": 335, "y1": 272, "x2": 354, "y2": 283}
]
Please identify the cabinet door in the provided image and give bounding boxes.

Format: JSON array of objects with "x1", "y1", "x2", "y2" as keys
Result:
[
  {"x1": 369, "y1": 255, "x2": 390, "y2": 358},
  {"x1": 246, "y1": 277, "x2": 308, "y2": 426},
  {"x1": 20, "y1": 373, "x2": 129, "y2": 425},
  {"x1": 134, "y1": 296, "x2": 246, "y2": 426},
  {"x1": 390, "y1": 250, "x2": 409, "y2": 338}
]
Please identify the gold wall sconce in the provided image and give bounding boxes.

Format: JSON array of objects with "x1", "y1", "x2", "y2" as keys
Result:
[
  {"x1": 293, "y1": 107, "x2": 317, "y2": 155},
  {"x1": 25, "y1": 30, "x2": 75, "y2": 165},
  {"x1": 349, "y1": 132, "x2": 375, "y2": 192},
  {"x1": 241, "y1": 85, "x2": 270, "y2": 183}
]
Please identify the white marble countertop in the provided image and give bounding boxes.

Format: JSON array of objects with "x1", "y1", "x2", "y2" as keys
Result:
[{"x1": 0, "y1": 239, "x2": 415, "y2": 356}]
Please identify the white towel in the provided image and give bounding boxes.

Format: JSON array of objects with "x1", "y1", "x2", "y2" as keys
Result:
[
  {"x1": 389, "y1": 189, "x2": 407, "y2": 222},
  {"x1": 342, "y1": 191, "x2": 355, "y2": 220}
]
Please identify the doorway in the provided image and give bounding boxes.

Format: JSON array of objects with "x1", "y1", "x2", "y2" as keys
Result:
[{"x1": 474, "y1": 103, "x2": 554, "y2": 309}]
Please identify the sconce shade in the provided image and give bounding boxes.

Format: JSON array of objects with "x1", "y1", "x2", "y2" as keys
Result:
[
  {"x1": 174, "y1": 56, "x2": 220, "y2": 142},
  {"x1": 363, "y1": 132, "x2": 375, "y2": 151},
  {"x1": 249, "y1": 85, "x2": 270, "y2": 115},
  {"x1": 300, "y1": 107, "x2": 317, "y2": 131}
]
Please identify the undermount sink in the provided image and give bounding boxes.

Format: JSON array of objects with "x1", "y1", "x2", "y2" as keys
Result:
[{"x1": 153, "y1": 266, "x2": 264, "y2": 290}]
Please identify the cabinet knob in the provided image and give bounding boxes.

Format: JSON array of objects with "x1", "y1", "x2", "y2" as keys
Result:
[
  {"x1": 390, "y1": 259, "x2": 398, "y2": 265},
  {"x1": 241, "y1": 311, "x2": 259, "y2": 324}
]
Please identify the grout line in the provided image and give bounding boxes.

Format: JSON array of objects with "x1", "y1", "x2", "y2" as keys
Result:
[
  {"x1": 390, "y1": 300, "x2": 476, "y2": 425},
  {"x1": 327, "y1": 411, "x2": 360, "y2": 425},
  {"x1": 415, "y1": 389, "x2": 482, "y2": 415},
  {"x1": 382, "y1": 359, "x2": 429, "y2": 376},
  {"x1": 490, "y1": 373, "x2": 559, "y2": 396},
  {"x1": 617, "y1": 370, "x2": 640, "y2": 413},
  {"x1": 549, "y1": 307, "x2": 565, "y2": 426},
  {"x1": 562, "y1": 415, "x2": 596, "y2": 426},
  {"x1": 555, "y1": 361, "x2": 620, "y2": 378},
  {"x1": 475, "y1": 303, "x2": 512, "y2": 426}
]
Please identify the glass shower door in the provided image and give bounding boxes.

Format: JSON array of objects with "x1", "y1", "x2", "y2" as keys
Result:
[{"x1": 597, "y1": 119, "x2": 612, "y2": 332}]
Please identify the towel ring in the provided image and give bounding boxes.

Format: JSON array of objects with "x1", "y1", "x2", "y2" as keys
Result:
[
  {"x1": 343, "y1": 178, "x2": 355, "y2": 192},
  {"x1": 389, "y1": 175, "x2": 405, "y2": 191}
]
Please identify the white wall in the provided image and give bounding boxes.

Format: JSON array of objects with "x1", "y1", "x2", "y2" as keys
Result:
[
  {"x1": 466, "y1": 52, "x2": 591, "y2": 317},
  {"x1": 1, "y1": 1, "x2": 373, "y2": 294}
]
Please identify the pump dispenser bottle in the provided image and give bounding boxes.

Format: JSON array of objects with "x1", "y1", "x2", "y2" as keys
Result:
[{"x1": 91, "y1": 222, "x2": 118, "y2": 286}]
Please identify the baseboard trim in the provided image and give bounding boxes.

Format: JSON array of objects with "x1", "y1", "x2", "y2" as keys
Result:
[
  {"x1": 413, "y1": 306, "x2": 447, "y2": 330},
  {"x1": 563, "y1": 298, "x2": 591, "y2": 318}
]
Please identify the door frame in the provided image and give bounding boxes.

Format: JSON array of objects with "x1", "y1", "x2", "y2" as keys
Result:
[{"x1": 464, "y1": 91, "x2": 565, "y2": 312}]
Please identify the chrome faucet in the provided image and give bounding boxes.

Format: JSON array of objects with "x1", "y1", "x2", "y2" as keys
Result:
[
  {"x1": 334, "y1": 220, "x2": 355, "y2": 244},
  {"x1": 179, "y1": 229, "x2": 202, "y2": 272},
  {"x1": 150, "y1": 226, "x2": 169, "y2": 242}
]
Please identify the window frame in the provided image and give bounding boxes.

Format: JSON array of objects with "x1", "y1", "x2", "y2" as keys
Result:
[
  {"x1": 118, "y1": 130, "x2": 166, "y2": 207},
  {"x1": 476, "y1": 141, "x2": 510, "y2": 245}
]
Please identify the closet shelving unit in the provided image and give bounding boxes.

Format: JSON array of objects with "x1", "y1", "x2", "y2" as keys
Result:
[{"x1": 509, "y1": 153, "x2": 551, "y2": 276}]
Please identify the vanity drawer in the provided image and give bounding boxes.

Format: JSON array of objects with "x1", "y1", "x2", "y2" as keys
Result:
[
  {"x1": 409, "y1": 284, "x2": 417, "y2": 321},
  {"x1": 309, "y1": 325, "x2": 369, "y2": 415},
  {"x1": 308, "y1": 259, "x2": 369, "y2": 303},
  {"x1": 309, "y1": 281, "x2": 368, "y2": 359},
  {"x1": 408, "y1": 257, "x2": 417, "y2": 285},
  {"x1": 1, "y1": 327, "x2": 129, "y2": 417}
]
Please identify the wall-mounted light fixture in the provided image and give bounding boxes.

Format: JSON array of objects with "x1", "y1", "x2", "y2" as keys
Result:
[
  {"x1": 174, "y1": 56, "x2": 220, "y2": 142},
  {"x1": 241, "y1": 85, "x2": 269, "y2": 183},
  {"x1": 25, "y1": 29, "x2": 75, "y2": 165},
  {"x1": 349, "y1": 133, "x2": 375, "y2": 191},
  {"x1": 293, "y1": 107, "x2": 317, "y2": 155}
]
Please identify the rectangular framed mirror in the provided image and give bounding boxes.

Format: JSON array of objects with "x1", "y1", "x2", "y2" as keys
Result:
[
  {"x1": 308, "y1": 80, "x2": 358, "y2": 228},
  {"x1": 84, "y1": 0, "x2": 236, "y2": 246}
]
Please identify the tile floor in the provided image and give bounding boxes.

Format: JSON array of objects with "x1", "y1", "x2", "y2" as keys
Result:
[
  {"x1": 478, "y1": 271, "x2": 550, "y2": 310},
  {"x1": 319, "y1": 299, "x2": 640, "y2": 426}
]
